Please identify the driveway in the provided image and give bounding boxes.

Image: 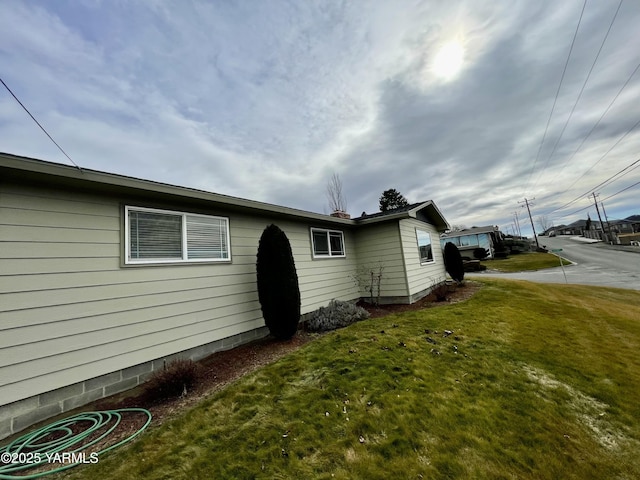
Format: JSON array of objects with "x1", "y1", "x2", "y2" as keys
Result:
[{"x1": 468, "y1": 236, "x2": 640, "y2": 291}]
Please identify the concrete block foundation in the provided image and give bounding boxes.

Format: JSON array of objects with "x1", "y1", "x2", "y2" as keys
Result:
[{"x1": 0, "y1": 326, "x2": 269, "y2": 441}]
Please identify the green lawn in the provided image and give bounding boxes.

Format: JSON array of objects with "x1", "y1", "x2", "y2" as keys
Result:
[
  {"x1": 484, "y1": 252, "x2": 570, "y2": 272},
  {"x1": 59, "y1": 279, "x2": 640, "y2": 480}
]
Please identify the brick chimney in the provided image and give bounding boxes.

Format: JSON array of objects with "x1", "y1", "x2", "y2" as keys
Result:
[{"x1": 330, "y1": 210, "x2": 351, "y2": 219}]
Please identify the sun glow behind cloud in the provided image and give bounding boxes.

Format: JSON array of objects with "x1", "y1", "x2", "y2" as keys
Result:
[{"x1": 432, "y1": 41, "x2": 465, "y2": 80}]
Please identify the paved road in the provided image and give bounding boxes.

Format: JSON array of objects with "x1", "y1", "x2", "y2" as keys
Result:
[{"x1": 468, "y1": 236, "x2": 640, "y2": 291}]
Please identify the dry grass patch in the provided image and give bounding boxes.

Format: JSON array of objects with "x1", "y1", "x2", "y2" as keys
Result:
[{"x1": 523, "y1": 365, "x2": 631, "y2": 451}]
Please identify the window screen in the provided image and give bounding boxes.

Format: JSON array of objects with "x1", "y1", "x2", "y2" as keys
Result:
[
  {"x1": 311, "y1": 228, "x2": 345, "y2": 258},
  {"x1": 126, "y1": 206, "x2": 230, "y2": 264}
]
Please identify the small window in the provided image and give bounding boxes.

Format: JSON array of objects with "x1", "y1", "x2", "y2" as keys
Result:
[
  {"x1": 125, "y1": 206, "x2": 230, "y2": 264},
  {"x1": 416, "y1": 229, "x2": 434, "y2": 264},
  {"x1": 311, "y1": 228, "x2": 345, "y2": 258}
]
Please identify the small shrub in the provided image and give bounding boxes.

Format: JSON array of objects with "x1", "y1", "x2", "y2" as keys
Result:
[
  {"x1": 351, "y1": 263, "x2": 384, "y2": 306},
  {"x1": 432, "y1": 284, "x2": 450, "y2": 302},
  {"x1": 305, "y1": 299, "x2": 370, "y2": 332},
  {"x1": 145, "y1": 359, "x2": 202, "y2": 400},
  {"x1": 473, "y1": 248, "x2": 489, "y2": 260}
]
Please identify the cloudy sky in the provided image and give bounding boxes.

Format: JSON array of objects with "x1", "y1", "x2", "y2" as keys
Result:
[{"x1": 1, "y1": 1, "x2": 639, "y2": 235}]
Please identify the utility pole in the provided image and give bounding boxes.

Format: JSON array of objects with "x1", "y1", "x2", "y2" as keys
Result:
[
  {"x1": 513, "y1": 211, "x2": 522, "y2": 237},
  {"x1": 600, "y1": 198, "x2": 614, "y2": 244},
  {"x1": 592, "y1": 192, "x2": 607, "y2": 242},
  {"x1": 519, "y1": 198, "x2": 539, "y2": 249}
]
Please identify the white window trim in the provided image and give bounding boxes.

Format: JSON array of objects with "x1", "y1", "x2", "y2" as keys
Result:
[
  {"x1": 310, "y1": 227, "x2": 346, "y2": 258},
  {"x1": 125, "y1": 205, "x2": 231, "y2": 265},
  {"x1": 416, "y1": 228, "x2": 435, "y2": 265}
]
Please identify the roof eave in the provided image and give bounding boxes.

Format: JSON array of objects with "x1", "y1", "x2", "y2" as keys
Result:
[
  {"x1": 355, "y1": 201, "x2": 450, "y2": 232},
  {"x1": 0, "y1": 152, "x2": 356, "y2": 226},
  {"x1": 412, "y1": 201, "x2": 450, "y2": 232},
  {"x1": 1, "y1": 153, "x2": 450, "y2": 230}
]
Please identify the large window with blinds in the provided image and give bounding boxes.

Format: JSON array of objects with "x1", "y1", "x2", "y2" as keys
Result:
[{"x1": 125, "y1": 206, "x2": 230, "y2": 264}]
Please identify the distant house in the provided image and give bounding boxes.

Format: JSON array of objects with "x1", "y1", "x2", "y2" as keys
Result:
[
  {"x1": 569, "y1": 219, "x2": 602, "y2": 236},
  {"x1": 609, "y1": 218, "x2": 639, "y2": 235},
  {"x1": 614, "y1": 216, "x2": 640, "y2": 245},
  {"x1": 0, "y1": 152, "x2": 450, "y2": 439},
  {"x1": 543, "y1": 219, "x2": 602, "y2": 237},
  {"x1": 543, "y1": 217, "x2": 639, "y2": 243},
  {"x1": 440, "y1": 225, "x2": 504, "y2": 259}
]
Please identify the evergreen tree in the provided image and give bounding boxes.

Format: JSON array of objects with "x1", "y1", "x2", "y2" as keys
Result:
[
  {"x1": 443, "y1": 242, "x2": 465, "y2": 283},
  {"x1": 256, "y1": 224, "x2": 301, "y2": 339},
  {"x1": 379, "y1": 189, "x2": 409, "y2": 212}
]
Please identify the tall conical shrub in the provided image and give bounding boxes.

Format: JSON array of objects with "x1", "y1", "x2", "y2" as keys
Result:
[
  {"x1": 256, "y1": 224, "x2": 301, "y2": 339},
  {"x1": 443, "y1": 242, "x2": 465, "y2": 283}
]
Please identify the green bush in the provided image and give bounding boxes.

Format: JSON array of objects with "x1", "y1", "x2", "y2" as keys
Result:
[
  {"x1": 145, "y1": 359, "x2": 201, "y2": 400},
  {"x1": 444, "y1": 242, "x2": 465, "y2": 283},
  {"x1": 256, "y1": 224, "x2": 301, "y2": 339}
]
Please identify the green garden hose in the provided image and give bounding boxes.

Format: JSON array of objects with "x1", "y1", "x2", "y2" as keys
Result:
[{"x1": 0, "y1": 408, "x2": 152, "y2": 479}]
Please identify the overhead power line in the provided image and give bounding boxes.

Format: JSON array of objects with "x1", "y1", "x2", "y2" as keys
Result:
[
  {"x1": 537, "y1": 58, "x2": 640, "y2": 212},
  {"x1": 562, "y1": 116, "x2": 640, "y2": 194},
  {"x1": 554, "y1": 59, "x2": 640, "y2": 179},
  {"x1": 560, "y1": 202, "x2": 592, "y2": 218},
  {"x1": 531, "y1": 0, "x2": 624, "y2": 191},
  {"x1": 0, "y1": 77, "x2": 81, "y2": 171},
  {"x1": 548, "y1": 156, "x2": 640, "y2": 214},
  {"x1": 560, "y1": 179, "x2": 640, "y2": 218},
  {"x1": 602, "y1": 179, "x2": 640, "y2": 202},
  {"x1": 591, "y1": 158, "x2": 640, "y2": 192},
  {"x1": 545, "y1": 115, "x2": 640, "y2": 215},
  {"x1": 523, "y1": 0, "x2": 587, "y2": 197}
]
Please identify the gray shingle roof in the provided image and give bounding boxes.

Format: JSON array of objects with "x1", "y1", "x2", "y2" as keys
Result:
[{"x1": 353, "y1": 202, "x2": 425, "y2": 221}]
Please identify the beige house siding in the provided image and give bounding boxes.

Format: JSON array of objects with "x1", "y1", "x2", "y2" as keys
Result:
[
  {"x1": 0, "y1": 183, "x2": 358, "y2": 408},
  {"x1": 1, "y1": 155, "x2": 450, "y2": 439},
  {"x1": 353, "y1": 223, "x2": 408, "y2": 301},
  {"x1": 399, "y1": 218, "x2": 446, "y2": 301},
  {"x1": 229, "y1": 216, "x2": 360, "y2": 313}
]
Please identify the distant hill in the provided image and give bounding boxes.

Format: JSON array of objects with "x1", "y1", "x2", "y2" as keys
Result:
[{"x1": 625, "y1": 214, "x2": 640, "y2": 221}]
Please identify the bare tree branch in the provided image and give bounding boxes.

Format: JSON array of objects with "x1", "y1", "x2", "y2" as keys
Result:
[
  {"x1": 537, "y1": 215, "x2": 551, "y2": 232},
  {"x1": 326, "y1": 172, "x2": 347, "y2": 212}
]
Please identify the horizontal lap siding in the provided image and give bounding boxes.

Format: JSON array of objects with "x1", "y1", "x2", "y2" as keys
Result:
[
  {"x1": 353, "y1": 223, "x2": 408, "y2": 298},
  {"x1": 251, "y1": 220, "x2": 360, "y2": 312},
  {"x1": 399, "y1": 219, "x2": 446, "y2": 296},
  {"x1": 0, "y1": 184, "x2": 357, "y2": 406},
  {"x1": 213, "y1": 216, "x2": 360, "y2": 312}
]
